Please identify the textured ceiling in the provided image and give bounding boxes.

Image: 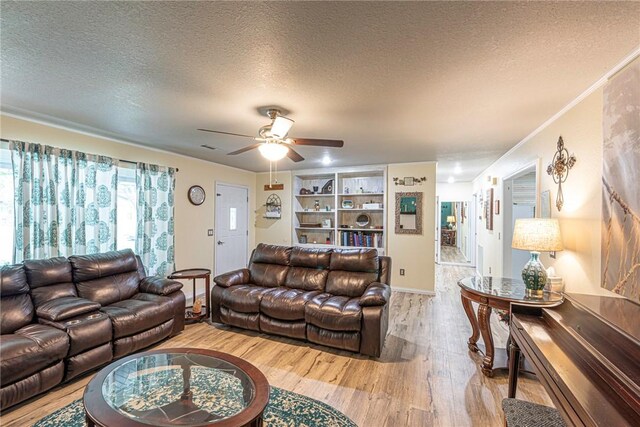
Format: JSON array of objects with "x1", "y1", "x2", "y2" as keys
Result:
[{"x1": 1, "y1": 1, "x2": 639, "y2": 182}]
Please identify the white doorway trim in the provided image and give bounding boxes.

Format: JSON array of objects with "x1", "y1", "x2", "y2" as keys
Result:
[{"x1": 214, "y1": 181, "x2": 250, "y2": 276}]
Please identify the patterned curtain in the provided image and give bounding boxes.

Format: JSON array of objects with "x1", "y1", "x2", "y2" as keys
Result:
[
  {"x1": 135, "y1": 163, "x2": 175, "y2": 276},
  {"x1": 11, "y1": 140, "x2": 118, "y2": 262}
]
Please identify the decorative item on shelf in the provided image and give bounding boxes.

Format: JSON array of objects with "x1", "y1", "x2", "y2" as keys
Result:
[
  {"x1": 494, "y1": 200, "x2": 500, "y2": 215},
  {"x1": 313, "y1": 186, "x2": 319, "y2": 194},
  {"x1": 340, "y1": 224, "x2": 349, "y2": 228},
  {"x1": 321, "y1": 179, "x2": 333, "y2": 194},
  {"x1": 264, "y1": 194, "x2": 282, "y2": 219},
  {"x1": 393, "y1": 176, "x2": 427, "y2": 186},
  {"x1": 546, "y1": 136, "x2": 577, "y2": 211},
  {"x1": 326, "y1": 237, "x2": 331, "y2": 244},
  {"x1": 485, "y1": 188, "x2": 494, "y2": 230},
  {"x1": 300, "y1": 188, "x2": 312, "y2": 195},
  {"x1": 344, "y1": 187, "x2": 350, "y2": 194},
  {"x1": 342, "y1": 200, "x2": 354, "y2": 209},
  {"x1": 314, "y1": 199, "x2": 320, "y2": 211},
  {"x1": 356, "y1": 214, "x2": 371, "y2": 228},
  {"x1": 512, "y1": 218, "x2": 564, "y2": 297},
  {"x1": 363, "y1": 202, "x2": 382, "y2": 209},
  {"x1": 299, "y1": 235, "x2": 307, "y2": 244},
  {"x1": 192, "y1": 297, "x2": 202, "y2": 315},
  {"x1": 322, "y1": 218, "x2": 332, "y2": 228},
  {"x1": 447, "y1": 215, "x2": 456, "y2": 229},
  {"x1": 188, "y1": 185, "x2": 206, "y2": 206}
]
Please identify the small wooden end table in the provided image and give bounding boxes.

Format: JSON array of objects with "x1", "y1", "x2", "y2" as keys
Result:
[
  {"x1": 169, "y1": 268, "x2": 211, "y2": 324},
  {"x1": 458, "y1": 276, "x2": 563, "y2": 377}
]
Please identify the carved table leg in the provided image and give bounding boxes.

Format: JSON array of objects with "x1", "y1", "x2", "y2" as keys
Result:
[
  {"x1": 508, "y1": 339, "x2": 521, "y2": 398},
  {"x1": 461, "y1": 294, "x2": 480, "y2": 352},
  {"x1": 478, "y1": 304, "x2": 494, "y2": 376}
]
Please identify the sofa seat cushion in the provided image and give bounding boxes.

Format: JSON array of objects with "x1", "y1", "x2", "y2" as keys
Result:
[
  {"x1": 101, "y1": 294, "x2": 174, "y2": 339},
  {"x1": 0, "y1": 324, "x2": 69, "y2": 387},
  {"x1": 305, "y1": 293, "x2": 362, "y2": 332},
  {"x1": 219, "y1": 284, "x2": 272, "y2": 314},
  {"x1": 260, "y1": 287, "x2": 321, "y2": 321}
]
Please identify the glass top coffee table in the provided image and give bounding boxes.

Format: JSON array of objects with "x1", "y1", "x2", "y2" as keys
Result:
[{"x1": 84, "y1": 348, "x2": 270, "y2": 427}]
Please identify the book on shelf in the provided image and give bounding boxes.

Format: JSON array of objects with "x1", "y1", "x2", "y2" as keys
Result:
[{"x1": 339, "y1": 231, "x2": 383, "y2": 248}]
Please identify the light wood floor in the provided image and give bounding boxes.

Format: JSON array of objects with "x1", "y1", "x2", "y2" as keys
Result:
[
  {"x1": 1, "y1": 263, "x2": 552, "y2": 426},
  {"x1": 440, "y1": 245, "x2": 471, "y2": 264}
]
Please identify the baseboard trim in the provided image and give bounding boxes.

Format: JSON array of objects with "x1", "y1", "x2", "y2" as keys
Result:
[{"x1": 392, "y1": 287, "x2": 436, "y2": 296}]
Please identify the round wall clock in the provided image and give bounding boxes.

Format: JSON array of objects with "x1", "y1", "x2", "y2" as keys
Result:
[{"x1": 188, "y1": 185, "x2": 206, "y2": 206}]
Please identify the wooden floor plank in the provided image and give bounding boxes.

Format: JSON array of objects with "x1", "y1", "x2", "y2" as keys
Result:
[{"x1": 0, "y1": 263, "x2": 552, "y2": 426}]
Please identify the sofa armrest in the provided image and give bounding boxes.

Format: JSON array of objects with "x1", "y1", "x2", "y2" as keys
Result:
[
  {"x1": 36, "y1": 296, "x2": 101, "y2": 321},
  {"x1": 140, "y1": 276, "x2": 183, "y2": 295},
  {"x1": 214, "y1": 268, "x2": 250, "y2": 288},
  {"x1": 359, "y1": 282, "x2": 391, "y2": 307}
]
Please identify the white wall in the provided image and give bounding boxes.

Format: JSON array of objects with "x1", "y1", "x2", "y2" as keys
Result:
[
  {"x1": 387, "y1": 162, "x2": 437, "y2": 293},
  {"x1": 472, "y1": 86, "x2": 611, "y2": 296},
  {"x1": 436, "y1": 182, "x2": 473, "y2": 202},
  {"x1": 255, "y1": 171, "x2": 292, "y2": 246}
]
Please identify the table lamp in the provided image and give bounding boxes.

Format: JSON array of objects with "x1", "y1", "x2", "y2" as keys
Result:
[
  {"x1": 446, "y1": 215, "x2": 456, "y2": 229},
  {"x1": 511, "y1": 218, "x2": 563, "y2": 296}
]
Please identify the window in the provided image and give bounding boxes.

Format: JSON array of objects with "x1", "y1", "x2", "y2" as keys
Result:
[
  {"x1": 116, "y1": 165, "x2": 137, "y2": 251},
  {"x1": 0, "y1": 146, "x2": 14, "y2": 265}
]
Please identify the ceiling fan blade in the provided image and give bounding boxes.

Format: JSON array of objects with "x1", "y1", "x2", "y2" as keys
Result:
[
  {"x1": 286, "y1": 147, "x2": 305, "y2": 162},
  {"x1": 228, "y1": 143, "x2": 262, "y2": 155},
  {"x1": 197, "y1": 129, "x2": 256, "y2": 139},
  {"x1": 292, "y1": 138, "x2": 344, "y2": 148}
]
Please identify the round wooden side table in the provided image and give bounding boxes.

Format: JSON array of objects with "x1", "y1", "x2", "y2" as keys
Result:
[{"x1": 169, "y1": 268, "x2": 211, "y2": 323}]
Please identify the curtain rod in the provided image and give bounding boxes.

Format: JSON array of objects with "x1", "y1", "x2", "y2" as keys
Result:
[{"x1": 0, "y1": 138, "x2": 179, "y2": 172}]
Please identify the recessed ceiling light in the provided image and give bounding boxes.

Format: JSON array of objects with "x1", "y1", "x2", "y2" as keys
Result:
[
  {"x1": 322, "y1": 156, "x2": 332, "y2": 165},
  {"x1": 447, "y1": 176, "x2": 455, "y2": 184},
  {"x1": 454, "y1": 165, "x2": 462, "y2": 174}
]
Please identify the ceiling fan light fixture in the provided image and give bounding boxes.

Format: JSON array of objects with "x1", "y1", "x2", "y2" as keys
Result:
[
  {"x1": 271, "y1": 115, "x2": 294, "y2": 138},
  {"x1": 258, "y1": 143, "x2": 289, "y2": 161}
]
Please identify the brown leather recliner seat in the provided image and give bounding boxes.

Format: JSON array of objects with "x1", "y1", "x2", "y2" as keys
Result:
[
  {"x1": 69, "y1": 250, "x2": 185, "y2": 358},
  {"x1": 212, "y1": 244, "x2": 391, "y2": 357},
  {"x1": 0, "y1": 265, "x2": 69, "y2": 410}
]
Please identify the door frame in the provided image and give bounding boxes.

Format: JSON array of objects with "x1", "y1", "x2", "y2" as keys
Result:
[
  {"x1": 501, "y1": 159, "x2": 540, "y2": 278},
  {"x1": 438, "y1": 199, "x2": 476, "y2": 267},
  {"x1": 214, "y1": 181, "x2": 250, "y2": 276}
]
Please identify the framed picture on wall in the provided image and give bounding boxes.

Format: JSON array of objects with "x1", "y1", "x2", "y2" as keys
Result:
[{"x1": 485, "y1": 188, "x2": 494, "y2": 230}]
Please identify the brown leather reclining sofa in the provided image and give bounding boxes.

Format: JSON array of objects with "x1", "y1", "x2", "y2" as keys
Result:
[
  {"x1": 211, "y1": 244, "x2": 391, "y2": 357},
  {"x1": 0, "y1": 249, "x2": 185, "y2": 410}
]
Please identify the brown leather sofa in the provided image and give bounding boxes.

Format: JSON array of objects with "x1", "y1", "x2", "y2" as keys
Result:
[
  {"x1": 211, "y1": 244, "x2": 391, "y2": 357},
  {"x1": 0, "y1": 249, "x2": 185, "y2": 410}
]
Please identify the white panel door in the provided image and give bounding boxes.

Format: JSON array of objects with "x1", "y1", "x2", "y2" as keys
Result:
[{"x1": 215, "y1": 183, "x2": 249, "y2": 276}]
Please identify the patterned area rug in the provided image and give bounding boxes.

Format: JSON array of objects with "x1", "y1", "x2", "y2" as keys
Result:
[{"x1": 34, "y1": 386, "x2": 356, "y2": 427}]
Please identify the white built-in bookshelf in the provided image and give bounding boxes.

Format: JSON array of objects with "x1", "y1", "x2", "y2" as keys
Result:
[{"x1": 292, "y1": 166, "x2": 387, "y2": 254}]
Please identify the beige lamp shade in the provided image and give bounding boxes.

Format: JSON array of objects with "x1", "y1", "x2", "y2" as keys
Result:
[
  {"x1": 447, "y1": 216, "x2": 456, "y2": 223},
  {"x1": 512, "y1": 218, "x2": 563, "y2": 252}
]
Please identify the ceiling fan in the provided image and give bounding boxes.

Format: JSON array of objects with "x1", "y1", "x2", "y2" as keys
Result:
[{"x1": 198, "y1": 108, "x2": 344, "y2": 162}]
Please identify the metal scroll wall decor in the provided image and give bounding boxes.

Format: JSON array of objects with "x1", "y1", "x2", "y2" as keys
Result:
[{"x1": 546, "y1": 136, "x2": 577, "y2": 211}]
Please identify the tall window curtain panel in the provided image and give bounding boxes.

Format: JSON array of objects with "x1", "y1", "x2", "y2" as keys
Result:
[
  {"x1": 11, "y1": 140, "x2": 118, "y2": 262},
  {"x1": 136, "y1": 163, "x2": 176, "y2": 276}
]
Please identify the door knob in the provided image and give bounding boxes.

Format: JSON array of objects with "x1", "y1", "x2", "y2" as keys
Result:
[{"x1": 217, "y1": 241, "x2": 225, "y2": 245}]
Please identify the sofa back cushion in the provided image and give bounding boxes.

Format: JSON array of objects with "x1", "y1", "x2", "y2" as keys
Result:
[
  {"x1": 23, "y1": 257, "x2": 77, "y2": 307},
  {"x1": 70, "y1": 249, "x2": 140, "y2": 305},
  {"x1": 248, "y1": 244, "x2": 291, "y2": 287},
  {"x1": 0, "y1": 264, "x2": 34, "y2": 334},
  {"x1": 378, "y1": 256, "x2": 392, "y2": 285},
  {"x1": 325, "y1": 249, "x2": 380, "y2": 297},
  {"x1": 284, "y1": 247, "x2": 331, "y2": 291}
]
